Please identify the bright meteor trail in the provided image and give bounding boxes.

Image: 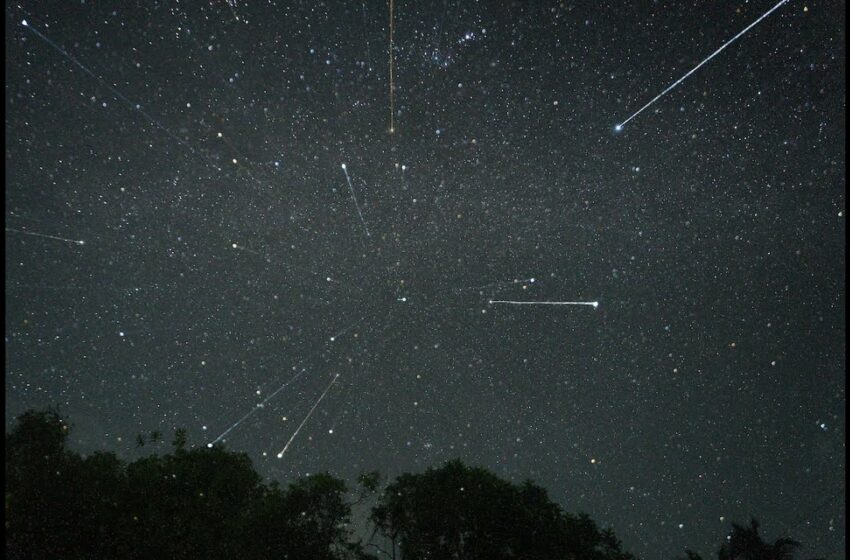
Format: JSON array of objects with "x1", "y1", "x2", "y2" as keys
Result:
[
  {"x1": 207, "y1": 367, "x2": 308, "y2": 447},
  {"x1": 489, "y1": 300, "x2": 599, "y2": 308},
  {"x1": 341, "y1": 163, "x2": 371, "y2": 238},
  {"x1": 6, "y1": 227, "x2": 85, "y2": 246},
  {"x1": 615, "y1": 0, "x2": 791, "y2": 130},
  {"x1": 276, "y1": 373, "x2": 340, "y2": 459}
]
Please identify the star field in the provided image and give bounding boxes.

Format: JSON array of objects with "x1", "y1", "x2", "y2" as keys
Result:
[{"x1": 5, "y1": 1, "x2": 845, "y2": 557}]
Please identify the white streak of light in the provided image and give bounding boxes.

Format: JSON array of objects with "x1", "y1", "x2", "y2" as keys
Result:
[
  {"x1": 489, "y1": 300, "x2": 599, "y2": 308},
  {"x1": 341, "y1": 163, "x2": 371, "y2": 237},
  {"x1": 6, "y1": 227, "x2": 85, "y2": 246},
  {"x1": 616, "y1": 0, "x2": 790, "y2": 129},
  {"x1": 208, "y1": 367, "x2": 307, "y2": 447},
  {"x1": 276, "y1": 373, "x2": 340, "y2": 458}
]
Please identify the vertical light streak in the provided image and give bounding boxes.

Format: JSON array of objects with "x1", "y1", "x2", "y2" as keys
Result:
[{"x1": 388, "y1": 0, "x2": 395, "y2": 133}]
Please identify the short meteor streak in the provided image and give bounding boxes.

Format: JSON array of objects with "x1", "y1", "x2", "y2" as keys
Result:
[
  {"x1": 341, "y1": 163, "x2": 371, "y2": 238},
  {"x1": 6, "y1": 227, "x2": 85, "y2": 246},
  {"x1": 329, "y1": 315, "x2": 368, "y2": 342},
  {"x1": 454, "y1": 277, "x2": 536, "y2": 293},
  {"x1": 208, "y1": 367, "x2": 307, "y2": 447},
  {"x1": 489, "y1": 300, "x2": 599, "y2": 309},
  {"x1": 276, "y1": 373, "x2": 340, "y2": 459},
  {"x1": 615, "y1": 0, "x2": 791, "y2": 130}
]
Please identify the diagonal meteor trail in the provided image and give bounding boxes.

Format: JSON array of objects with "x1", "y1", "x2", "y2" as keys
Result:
[
  {"x1": 208, "y1": 367, "x2": 308, "y2": 447},
  {"x1": 615, "y1": 0, "x2": 791, "y2": 131},
  {"x1": 341, "y1": 163, "x2": 371, "y2": 238},
  {"x1": 276, "y1": 373, "x2": 340, "y2": 459}
]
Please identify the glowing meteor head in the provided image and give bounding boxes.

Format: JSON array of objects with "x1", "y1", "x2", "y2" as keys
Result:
[
  {"x1": 276, "y1": 452, "x2": 283, "y2": 459},
  {"x1": 614, "y1": 124, "x2": 623, "y2": 133},
  {"x1": 592, "y1": 301, "x2": 599, "y2": 309},
  {"x1": 207, "y1": 443, "x2": 213, "y2": 448},
  {"x1": 341, "y1": 163, "x2": 346, "y2": 170},
  {"x1": 21, "y1": 19, "x2": 28, "y2": 26}
]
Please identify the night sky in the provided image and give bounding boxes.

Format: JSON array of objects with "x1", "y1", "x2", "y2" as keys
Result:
[{"x1": 4, "y1": 1, "x2": 845, "y2": 558}]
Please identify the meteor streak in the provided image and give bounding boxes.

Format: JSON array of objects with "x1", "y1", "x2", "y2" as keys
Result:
[
  {"x1": 341, "y1": 163, "x2": 371, "y2": 238},
  {"x1": 615, "y1": 0, "x2": 791, "y2": 130},
  {"x1": 276, "y1": 373, "x2": 340, "y2": 458},
  {"x1": 20, "y1": 18, "x2": 222, "y2": 171},
  {"x1": 453, "y1": 277, "x2": 536, "y2": 293},
  {"x1": 388, "y1": 0, "x2": 395, "y2": 133},
  {"x1": 208, "y1": 367, "x2": 308, "y2": 447},
  {"x1": 489, "y1": 300, "x2": 599, "y2": 308},
  {"x1": 6, "y1": 227, "x2": 85, "y2": 246}
]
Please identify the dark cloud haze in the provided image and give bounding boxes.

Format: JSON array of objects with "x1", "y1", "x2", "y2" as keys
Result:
[{"x1": 5, "y1": 1, "x2": 845, "y2": 557}]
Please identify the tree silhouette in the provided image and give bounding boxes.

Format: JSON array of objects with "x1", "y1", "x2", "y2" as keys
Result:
[
  {"x1": 8, "y1": 408, "x2": 826, "y2": 560},
  {"x1": 172, "y1": 427, "x2": 188, "y2": 450},
  {"x1": 371, "y1": 459, "x2": 636, "y2": 560},
  {"x1": 677, "y1": 518, "x2": 826, "y2": 560},
  {"x1": 717, "y1": 518, "x2": 821, "y2": 560},
  {"x1": 5, "y1": 408, "x2": 375, "y2": 560}
]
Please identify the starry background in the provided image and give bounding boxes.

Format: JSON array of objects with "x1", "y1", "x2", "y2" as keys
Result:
[{"x1": 4, "y1": 1, "x2": 845, "y2": 557}]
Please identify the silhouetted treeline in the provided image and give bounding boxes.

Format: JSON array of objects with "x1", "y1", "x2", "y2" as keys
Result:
[{"x1": 5, "y1": 408, "x2": 824, "y2": 559}]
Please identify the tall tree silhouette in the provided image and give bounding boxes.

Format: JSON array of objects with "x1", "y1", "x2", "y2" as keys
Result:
[{"x1": 371, "y1": 459, "x2": 636, "y2": 560}]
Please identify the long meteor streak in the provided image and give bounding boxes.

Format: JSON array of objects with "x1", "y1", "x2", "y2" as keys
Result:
[
  {"x1": 489, "y1": 300, "x2": 599, "y2": 308},
  {"x1": 615, "y1": 0, "x2": 790, "y2": 130},
  {"x1": 276, "y1": 373, "x2": 340, "y2": 458},
  {"x1": 388, "y1": 0, "x2": 395, "y2": 133},
  {"x1": 20, "y1": 19, "x2": 222, "y2": 171},
  {"x1": 341, "y1": 163, "x2": 371, "y2": 237},
  {"x1": 208, "y1": 367, "x2": 307, "y2": 446},
  {"x1": 6, "y1": 227, "x2": 85, "y2": 246}
]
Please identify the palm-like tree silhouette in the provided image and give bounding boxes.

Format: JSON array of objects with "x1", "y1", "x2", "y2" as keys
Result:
[{"x1": 716, "y1": 518, "x2": 822, "y2": 560}]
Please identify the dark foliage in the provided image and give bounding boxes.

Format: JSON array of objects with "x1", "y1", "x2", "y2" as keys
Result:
[
  {"x1": 370, "y1": 459, "x2": 636, "y2": 560},
  {"x1": 5, "y1": 408, "x2": 372, "y2": 560},
  {"x1": 6, "y1": 409, "x2": 822, "y2": 560},
  {"x1": 676, "y1": 518, "x2": 825, "y2": 560}
]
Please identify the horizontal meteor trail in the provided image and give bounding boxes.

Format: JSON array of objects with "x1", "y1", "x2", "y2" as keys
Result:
[
  {"x1": 616, "y1": 0, "x2": 790, "y2": 130},
  {"x1": 6, "y1": 227, "x2": 85, "y2": 246},
  {"x1": 453, "y1": 277, "x2": 536, "y2": 294},
  {"x1": 489, "y1": 300, "x2": 599, "y2": 309},
  {"x1": 276, "y1": 373, "x2": 340, "y2": 459}
]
